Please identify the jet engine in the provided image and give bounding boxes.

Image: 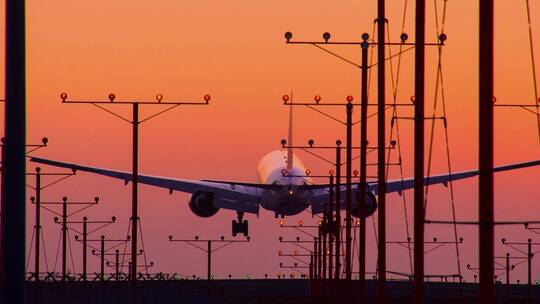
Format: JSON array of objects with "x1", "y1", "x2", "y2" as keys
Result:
[
  {"x1": 189, "y1": 191, "x2": 219, "y2": 217},
  {"x1": 352, "y1": 192, "x2": 377, "y2": 218}
]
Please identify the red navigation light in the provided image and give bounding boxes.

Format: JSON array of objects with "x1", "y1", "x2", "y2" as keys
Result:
[
  {"x1": 314, "y1": 95, "x2": 321, "y2": 103},
  {"x1": 108, "y1": 93, "x2": 116, "y2": 102},
  {"x1": 60, "y1": 92, "x2": 67, "y2": 102},
  {"x1": 156, "y1": 93, "x2": 163, "y2": 102},
  {"x1": 410, "y1": 95, "x2": 416, "y2": 103},
  {"x1": 492, "y1": 96, "x2": 497, "y2": 103},
  {"x1": 281, "y1": 168, "x2": 288, "y2": 176},
  {"x1": 305, "y1": 169, "x2": 311, "y2": 176},
  {"x1": 298, "y1": 220, "x2": 304, "y2": 226},
  {"x1": 346, "y1": 95, "x2": 354, "y2": 102},
  {"x1": 329, "y1": 170, "x2": 335, "y2": 176},
  {"x1": 282, "y1": 95, "x2": 290, "y2": 103},
  {"x1": 353, "y1": 170, "x2": 358, "y2": 177},
  {"x1": 279, "y1": 219, "x2": 285, "y2": 226},
  {"x1": 204, "y1": 94, "x2": 211, "y2": 103}
]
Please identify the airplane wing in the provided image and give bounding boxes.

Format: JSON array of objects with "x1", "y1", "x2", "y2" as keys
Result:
[
  {"x1": 30, "y1": 157, "x2": 263, "y2": 214},
  {"x1": 307, "y1": 159, "x2": 540, "y2": 214},
  {"x1": 382, "y1": 160, "x2": 540, "y2": 195}
]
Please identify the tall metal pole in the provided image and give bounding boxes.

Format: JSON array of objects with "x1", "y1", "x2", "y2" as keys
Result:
[
  {"x1": 83, "y1": 217, "x2": 88, "y2": 281},
  {"x1": 314, "y1": 237, "x2": 318, "y2": 279},
  {"x1": 310, "y1": 254, "x2": 314, "y2": 280},
  {"x1": 115, "y1": 250, "x2": 120, "y2": 280},
  {"x1": 322, "y1": 224, "x2": 327, "y2": 279},
  {"x1": 2, "y1": 0, "x2": 27, "y2": 302},
  {"x1": 479, "y1": 0, "x2": 494, "y2": 302},
  {"x1": 414, "y1": 0, "x2": 426, "y2": 302},
  {"x1": 335, "y1": 143, "x2": 342, "y2": 280},
  {"x1": 359, "y1": 36, "x2": 369, "y2": 301},
  {"x1": 528, "y1": 239, "x2": 532, "y2": 303},
  {"x1": 100, "y1": 235, "x2": 105, "y2": 280},
  {"x1": 335, "y1": 143, "x2": 342, "y2": 302},
  {"x1": 505, "y1": 253, "x2": 510, "y2": 286},
  {"x1": 34, "y1": 168, "x2": 42, "y2": 282},
  {"x1": 62, "y1": 197, "x2": 68, "y2": 282},
  {"x1": 131, "y1": 103, "x2": 139, "y2": 282},
  {"x1": 207, "y1": 240, "x2": 211, "y2": 282},
  {"x1": 58, "y1": 95, "x2": 209, "y2": 285},
  {"x1": 0, "y1": 142, "x2": 4, "y2": 292},
  {"x1": 328, "y1": 175, "x2": 334, "y2": 279},
  {"x1": 377, "y1": 0, "x2": 387, "y2": 302},
  {"x1": 207, "y1": 240, "x2": 212, "y2": 297},
  {"x1": 345, "y1": 101, "x2": 353, "y2": 303},
  {"x1": 318, "y1": 227, "x2": 323, "y2": 279},
  {"x1": 0, "y1": 140, "x2": 3, "y2": 292}
]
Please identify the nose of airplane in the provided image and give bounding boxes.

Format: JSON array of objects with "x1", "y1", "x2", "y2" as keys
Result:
[{"x1": 287, "y1": 185, "x2": 294, "y2": 196}]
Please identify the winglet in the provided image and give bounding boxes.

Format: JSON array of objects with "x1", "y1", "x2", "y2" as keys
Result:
[{"x1": 287, "y1": 91, "x2": 293, "y2": 171}]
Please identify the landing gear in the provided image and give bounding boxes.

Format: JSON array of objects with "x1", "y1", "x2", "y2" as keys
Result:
[
  {"x1": 232, "y1": 211, "x2": 248, "y2": 237},
  {"x1": 274, "y1": 212, "x2": 285, "y2": 219}
]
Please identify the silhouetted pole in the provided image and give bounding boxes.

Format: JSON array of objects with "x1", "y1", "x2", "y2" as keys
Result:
[
  {"x1": 74, "y1": 215, "x2": 116, "y2": 281},
  {"x1": 314, "y1": 237, "x2": 318, "y2": 279},
  {"x1": 0, "y1": 139, "x2": 3, "y2": 291},
  {"x1": 62, "y1": 197, "x2": 68, "y2": 282},
  {"x1": 310, "y1": 254, "x2": 314, "y2": 280},
  {"x1": 335, "y1": 142, "x2": 342, "y2": 280},
  {"x1": 57, "y1": 197, "x2": 98, "y2": 281},
  {"x1": 328, "y1": 174, "x2": 334, "y2": 279},
  {"x1": 359, "y1": 34, "x2": 369, "y2": 300},
  {"x1": 34, "y1": 168, "x2": 42, "y2": 281},
  {"x1": 131, "y1": 103, "x2": 139, "y2": 283},
  {"x1": 101, "y1": 235, "x2": 105, "y2": 280},
  {"x1": 83, "y1": 217, "x2": 88, "y2": 281},
  {"x1": 207, "y1": 241, "x2": 211, "y2": 282},
  {"x1": 115, "y1": 250, "x2": 120, "y2": 280},
  {"x1": 207, "y1": 240, "x2": 212, "y2": 299},
  {"x1": 2, "y1": 0, "x2": 26, "y2": 302},
  {"x1": 322, "y1": 224, "x2": 327, "y2": 279},
  {"x1": 479, "y1": 0, "x2": 494, "y2": 302},
  {"x1": 335, "y1": 142, "x2": 342, "y2": 302},
  {"x1": 528, "y1": 239, "x2": 532, "y2": 303},
  {"x1": 506, "y1": 253, "x2": 510, "y2": 286},
  {"x1": 345, "y1": 100, "x2": 353, "y2": 292},
  {"x1": 414, "y1": 0, "x2": 426, "y2": 302},
  {"x1": 169, "y1": 235, "x2": 248, "y2": 291},
  {"x1": 60, "y1": 93, "x2": 210, "y2": 284},
  {"x1": 318, "y1": 227, "x2": 323, "y2": 279},
  {"x1": 377, "y1": 0, "x2": 387, "y2": 302}
]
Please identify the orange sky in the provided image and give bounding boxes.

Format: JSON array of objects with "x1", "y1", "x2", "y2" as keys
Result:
[{"x1": 1, "y1": 0, "x2": 540, "y2": 281}]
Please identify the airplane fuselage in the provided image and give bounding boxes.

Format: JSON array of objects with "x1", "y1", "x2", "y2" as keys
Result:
[{"x1": 257, "y1": 150, "x2": 313, "y2": 216}]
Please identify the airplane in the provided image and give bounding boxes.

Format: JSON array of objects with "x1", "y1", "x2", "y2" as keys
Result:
[{"x1": 30, "y1": 107, "x2": 540, "y2": 237}]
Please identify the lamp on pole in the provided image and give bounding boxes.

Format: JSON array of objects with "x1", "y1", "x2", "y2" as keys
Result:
[
  {"x1": 60, "y1": 92, "x2": 210, "y2": 282},
  {"x1": 71, "y1": 216, "x2": 117, "y2": 281}
]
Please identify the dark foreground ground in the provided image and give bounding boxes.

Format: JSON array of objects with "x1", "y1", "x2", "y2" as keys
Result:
[{"x1": 24, "y1": 279, "x2": 540, "y2": 303}]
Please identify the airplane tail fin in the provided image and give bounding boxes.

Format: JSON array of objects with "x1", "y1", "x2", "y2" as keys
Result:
[{"x1": 287, "y1": 92, "x2": 293, "y2": 171}]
